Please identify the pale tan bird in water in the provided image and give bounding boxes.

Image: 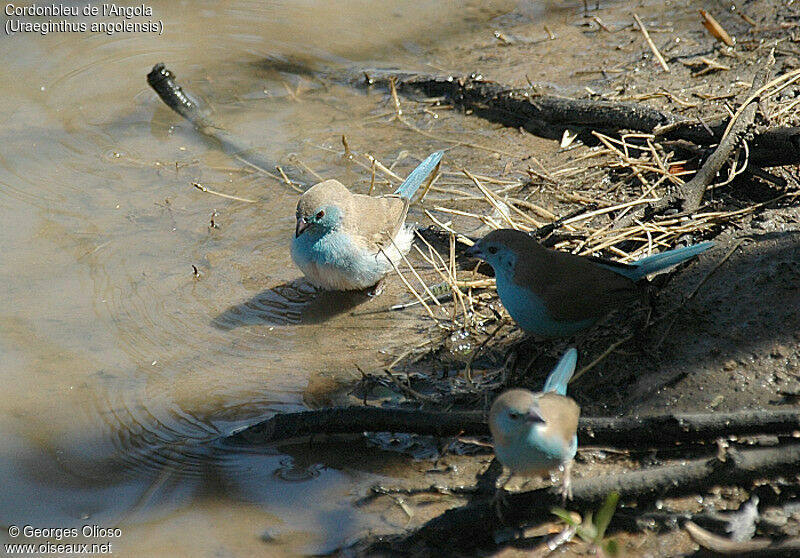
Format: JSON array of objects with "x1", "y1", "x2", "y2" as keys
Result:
[{"x1": 291, "y1": 151, "x2": 443, "y2": 292}]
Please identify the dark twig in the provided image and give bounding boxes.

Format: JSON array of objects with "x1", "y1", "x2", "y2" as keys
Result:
[
  {"x1": 614, "y1": 54, "x2": 775, "y2": 228},
  {"x1": 677, "y1": 53, "x2": 775, "y2": 210},
  {"x1": 147, "y1": 63, "x2": 301, "y2": 189}
]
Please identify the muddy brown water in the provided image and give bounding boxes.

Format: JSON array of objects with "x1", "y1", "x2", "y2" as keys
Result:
[{"x1": 0, "y1": 0, "x2": 558, "y2": 555}]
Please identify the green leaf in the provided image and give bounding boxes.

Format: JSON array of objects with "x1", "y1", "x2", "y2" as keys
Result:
[
  {"x1": 594, "y1": 491, "x2": 620, "y2": 540},
  {"x1": 602, "y1": 537, "x2": 619, "y2": 557},
  {"x1": 578, "y1": 517, "x2": 598, "y2": 543},
  {"x1": 551, "y1": 507, "x2": 579, "y2": 527}
]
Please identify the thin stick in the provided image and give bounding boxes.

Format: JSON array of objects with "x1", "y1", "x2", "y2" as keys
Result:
[
  {"x1": 463, "y1": 319, "x2": 508, "y2": 384},
  {"x1": 633, "y1": 13, "x2": 669, "y2": 72},
  {"x1": 191, "y1": 182, "x2": 256, "y2": 203},
  {"x1": 463, "y1": 170, "x2": 518, "y2": 229},
  {"x1": 389, "y1": 77, "x2": 403, "y2": 118},
  {"x1": 341, "y1": 135, "x2": 351, "y2": 157},
  {"x1": 387, "y1": 235, "x2": 443, "y2": 310},
  {"x1": 685, "y1": 521, "x2": 800, "y2": 555},
  {"x1": 276, "y1": 166, "x2": 304, "y2": 193},
  {"x1": 380, "y1": 247, "x2": 438, "y2": 321},
  {"x1": 571, "y1": 333, "x2": 634, "y2": 383},
  {"x1": 394, "y1": 114, "x2": 522, "y2": 158},
  {"x1": 366, "y1": 154, "x2": 403, "y2": 182},
  {"x1": 432, "y1": 206, "x2": 492, "y2": 221},
  {"x1": 506, "y1": 197, "x2": 558, "y2": 221},
  {"x1": 424, "y1": 210, "x2": 476, "y2": 246},
  {"x1": 720, "y1": 66, "x2": 800, "y2": 141},
  {"x1": 368, "y1": 158, "x2": 377, "y2": 195},
  {"x1": 414, "y1": 232, "x2": 470, "y2": 322},
  {"x1": 233, "y1": 155, "x2": 283, "y2": 182},
  {"x1": 386, "y1": 338, "x2": 434, "y2": 370},
  {"x1": 419, "y1": 160, "x2": 442, "y2": 202},
  {"x1": 562, "y1": 197, "x2": 660, "y2": 227},
  {"x1": 699, "y1": 9, "x2": 735, "y2": 47},
  {"x1": 288, "y1": 155, "x2": 325, "y2": 181},
  {"x1": 383, "y1": 369, "x2": 439, "y2": 403}
]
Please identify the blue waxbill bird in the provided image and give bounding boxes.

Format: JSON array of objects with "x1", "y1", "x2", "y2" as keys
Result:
[
  {"x1": 291, "y1": 151, "x2": 443, "y2": 292},
  {"x1": 489, "y1": 347, "x2": 580, "y2": 501},
  {"x1": 467, "y1": 228, "x2": 714, "y2": 337}
]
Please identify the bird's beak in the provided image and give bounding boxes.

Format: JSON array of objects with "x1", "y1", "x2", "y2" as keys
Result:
[
  {"x1": 295, "y1": 217, "x2": 309, "y2": 238},
  {"x1": 525, "y1": 405, "x2": 545, "y2": 424},
  {"x1": 465, "y1": 243, "x2": 484, "y2": 260}
]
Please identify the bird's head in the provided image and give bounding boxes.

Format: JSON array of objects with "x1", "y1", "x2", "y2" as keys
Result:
[
  {"x1": 489, "y1": 389, "x2": 544, "y2": 443},
  {"x1": 466, "y1": 229, "x2": 532, "y2": 280},
  {"x1": 295, "y1": 180, "x2": 349, "y2": 238}
]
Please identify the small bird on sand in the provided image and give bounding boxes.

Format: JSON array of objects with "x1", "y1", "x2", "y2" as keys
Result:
[
  {"x1": 291, "y1": 151, "x2": 443, "y2": 293},
  {"x1": 489, "y1": 347, "x2": 580, "y2": 501},
  {"x1": 467, "y1": 229, "x2": 714, "y2": 337}
]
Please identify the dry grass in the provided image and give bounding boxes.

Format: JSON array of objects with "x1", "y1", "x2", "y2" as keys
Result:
[{"x1": 303, "y1": 74, "x2": 800, "y2": 401}]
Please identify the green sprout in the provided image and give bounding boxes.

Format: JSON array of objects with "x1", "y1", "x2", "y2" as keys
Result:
[{"x1": 551, "y1": 491, "x2": 620, "y2": 556}]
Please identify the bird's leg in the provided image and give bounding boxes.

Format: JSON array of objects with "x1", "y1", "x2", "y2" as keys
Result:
[
  {"x1": 491, "y1": 469, "x2": 514, "y2": 523},
  {"x1": 630, "y1": 287, "x2": 655, "y2": 353},
  {"x1": 365, "y1": 279, "x2": 385, "y2": 298},
  {"x1": 643, "y1": 283, "x2": 658, "y2": 321},
  {"x1": 583, "y1": 0, "x2": 600, "y2": 12},
  {"x1": 559, "y1": 460, "x2": 574, "y2": 503},
  {"x1": 633, "y1": 312, "x2": 650, "y2": 354}
]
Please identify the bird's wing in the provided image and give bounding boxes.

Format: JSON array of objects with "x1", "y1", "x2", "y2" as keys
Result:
[
  {"x1": 342, "y1": 193, "x2": 409, "y2": 252},
  {"x1": 519, "y1": 249, "x2": 642, "y2": 323},
  {"x1": 538, "y1": 392, "x2": 580, "y2": 448}
]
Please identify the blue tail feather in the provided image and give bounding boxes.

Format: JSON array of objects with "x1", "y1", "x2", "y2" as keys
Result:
[
  {"x1": 393, "y1": 151, "x2": 443, "y2": 200},
  {"x1": 610, "y1": 241, "x2": 714, "y2": 281},
  {"x1": 543, "y1": 348, "x2": 577, "y2": 396}
]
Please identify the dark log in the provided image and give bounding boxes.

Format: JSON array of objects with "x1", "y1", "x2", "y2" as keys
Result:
[
  {"x1": 360, "y1": 71, "x2": 800, "y2": 168},
  {"x1": 224, "y1": 407, "x2": 488, "y2": 446},
  {"x1": 222, "y1": 405, "x2": 800, "y2": 447},
  {"x1": 579, "y1": 409, "x2": 800, "y2": 445}
]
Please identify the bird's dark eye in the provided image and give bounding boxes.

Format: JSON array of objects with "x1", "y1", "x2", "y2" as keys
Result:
[
  {"x1": 315, "y1": 210, "x2": 325, "y2": 220},
  {"x1": 487, "y1": 246, "x2": 498, "y2": 255},
  {"x1": 508, "y1": 411, "x2": 520, "y2": 420}
]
